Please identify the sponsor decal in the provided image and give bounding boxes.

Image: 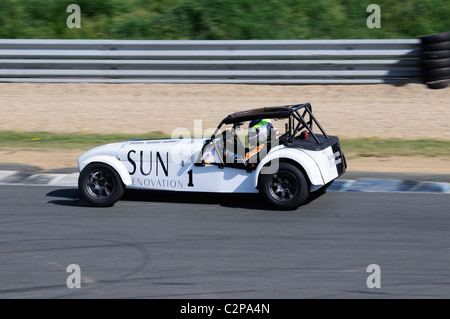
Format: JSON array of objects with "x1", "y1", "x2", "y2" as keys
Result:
[
  {"x1": 131, "y1": 177, "x2": 183, "y2": 189},
  {"x1": 327, "y1": 151, "x2": 342, "y2": 166},
  {"x1": 127, "y1": 150, "x2": 182, "y2": 188},
  {"x1": 127, "y1": 150, "x2": 169, "y2": 177}
]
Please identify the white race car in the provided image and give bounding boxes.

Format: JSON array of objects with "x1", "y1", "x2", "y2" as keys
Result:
[{"x1": 77, "y1": 103, "x2": 346, "y2": 210}]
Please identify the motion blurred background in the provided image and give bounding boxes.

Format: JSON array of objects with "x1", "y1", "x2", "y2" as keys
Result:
[
  {"x1": 1, "y1": 1, "x2": 450, "y2": 301},
  {"x1": 0, "y1": 0, "x2": 448, "y2": 172},
  {"x1": 0, "y1": 0, "x2": 448, "y2": 40}
]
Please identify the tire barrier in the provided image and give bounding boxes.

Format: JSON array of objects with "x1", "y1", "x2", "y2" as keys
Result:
[{"x1": 420, "y1": 31, "x2": 450, "y2": 89}]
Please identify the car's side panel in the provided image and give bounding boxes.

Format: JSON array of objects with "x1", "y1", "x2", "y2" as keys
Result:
[
  {"x1": 123, "y1": 161, "x2": 257, "y2": 193},
  {"x1": 191, "y1": 164, "x2": 258, "y2": 193},
  {"x1": 80, "y1": 155, "x2": 132, "y2": 186},
  {"x1": 254, "y1": 146, "x2": 325, "y2": 190},
  {"x1": 118, "y1": 139, "x2": 258, "y2": 193}
]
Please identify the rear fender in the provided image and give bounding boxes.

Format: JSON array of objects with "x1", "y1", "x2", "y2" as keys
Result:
[
  {"x1": 254, "y1": 148, "x2": 324, "y2": 189},
  {"x1": 79, "y1": 155, "x2": 132, "y2": 186}
]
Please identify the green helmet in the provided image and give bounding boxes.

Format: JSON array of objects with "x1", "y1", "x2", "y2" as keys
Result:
[{"x1": 248, "y1": 119, "x2": 272, "y2": 147}]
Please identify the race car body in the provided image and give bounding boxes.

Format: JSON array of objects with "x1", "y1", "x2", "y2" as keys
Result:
[{"x1": 77, "y1": 103, "x2": 346, "y2": 209}]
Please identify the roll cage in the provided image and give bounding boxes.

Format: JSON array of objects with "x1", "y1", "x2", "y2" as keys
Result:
[
  {"x1": 216, "y1": 102, "x2": 329, "y2": 144},
  {"x1": 195, "y1": 102, "x2": 330, "y2": 168}
]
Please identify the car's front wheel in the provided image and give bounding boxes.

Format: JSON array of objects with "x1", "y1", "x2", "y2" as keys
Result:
[
  {"x1": 78, "y1": 163, "x2": 124, "y2": 207},
  {"x1": 259, "y1": 162, "x2": 309, "y2": 210}
]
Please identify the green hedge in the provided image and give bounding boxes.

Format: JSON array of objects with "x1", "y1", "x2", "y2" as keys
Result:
[{"x1": 0, "y1": 0, "x2": 448, "y2": 39}]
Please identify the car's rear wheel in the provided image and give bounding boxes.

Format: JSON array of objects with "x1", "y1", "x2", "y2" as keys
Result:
[
  {"x1": 259, "y1": 162, "x2": 309, "y2": 210},
  {"x1": 78, "y1": 163, "x2": 124, "y2": 207}
]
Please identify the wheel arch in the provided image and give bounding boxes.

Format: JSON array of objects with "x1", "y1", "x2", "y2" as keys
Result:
[
  {"x1": 254, "y1": 149, "x2": 325, "y2": 190},
  {"x1": 79, "y1": 155, "x2": 132, "y2": 186}
]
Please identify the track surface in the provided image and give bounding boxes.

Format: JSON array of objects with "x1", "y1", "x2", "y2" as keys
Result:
[{"x1": 1, "y1": 185, "x2": 449, "y2": 299}]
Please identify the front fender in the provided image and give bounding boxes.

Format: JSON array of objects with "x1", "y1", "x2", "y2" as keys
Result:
[
  {"x1": 79, "y1": 155, "x2": 132, "y2": 186},
  {"x1": 254, "y1": 147, "x2": 325, "y2": 188}
]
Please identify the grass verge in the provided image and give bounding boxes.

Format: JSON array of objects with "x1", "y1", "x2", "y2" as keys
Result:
[
  {"x1": 340, "y1": 138, "x2": 450, "y2": 158},
  {"x1": 0, "y1": 131, "x2": 449, "y2": 158},
  {"x1": 0, "y1": 131, "x2": 169, "y2": 149}
]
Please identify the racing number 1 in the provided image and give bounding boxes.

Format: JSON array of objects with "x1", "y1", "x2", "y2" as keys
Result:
[{"x1": 188, "y1": 169, "x2": 194, "y2": 187}]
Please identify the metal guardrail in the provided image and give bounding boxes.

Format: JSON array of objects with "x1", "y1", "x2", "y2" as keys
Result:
[{"x1": 0, "y1": 39, "x2": 421, "y2": 84}]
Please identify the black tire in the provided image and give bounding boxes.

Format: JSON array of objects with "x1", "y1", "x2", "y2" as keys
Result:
[
  {"x1": 421, "y1": 50, "x2": 450, "y2": 60},
  {"x1": 422, "y1": 67, "x2": 450, "y2": 82},
  {"x1": 420, "y1": 31, "x2": 450, "y2": 45},
  {"x1": 427, "y1": 80, "x2": 449, "y2": 89},
  {"x1": 424, "y1": 75, "x2": 450, "y2": 82},
  {"x1": 78, "y1": 163, "x2": 125, "y2": 207},
  {"x1": 421, "y1": 41, "x2": 450, "y2": 52},
  {"x1": 421, "y1": 58, "x2": 450, "y2": 69},
  {"x1": 259, "y1": 162, "x2": 309, "y2": 210},
  {"x1": 422, "y1": 67, "x2": 450, "y2": 77}
]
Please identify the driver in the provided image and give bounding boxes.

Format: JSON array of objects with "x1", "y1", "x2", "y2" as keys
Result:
[
  {"x1": 221, "y1": 118, "x2": 275, "y2": 166},
  {"x1": 245, "y1": 119, "x2": 273, "y2": 164}
]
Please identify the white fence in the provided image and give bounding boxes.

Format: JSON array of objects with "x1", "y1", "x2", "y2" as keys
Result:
[{"x1": 0, "y1": 39, "x2": 421, "y2": 84}]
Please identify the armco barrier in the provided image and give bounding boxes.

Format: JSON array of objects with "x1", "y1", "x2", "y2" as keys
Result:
[{"x1": 0, "y1": 39, "x2": 421, "y2": 84}]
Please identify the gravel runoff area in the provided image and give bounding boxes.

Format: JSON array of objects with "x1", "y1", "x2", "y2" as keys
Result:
[{"x1": 0, "y1": 82, "x2": 449, "y2": 173}]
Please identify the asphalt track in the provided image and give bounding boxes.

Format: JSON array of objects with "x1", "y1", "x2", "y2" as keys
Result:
[{"x1": 1, "y1": 185, "x2": 449, "y2": 299}]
